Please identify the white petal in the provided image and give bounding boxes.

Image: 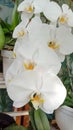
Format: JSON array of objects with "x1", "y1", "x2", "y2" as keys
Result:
[
  {"x1": 13, "y1": 40, "x2": 22, "y2": 56},
  {"x1": 44, "y1": 1, "x2": 61, "y2": 22},
  {"x1": 5, "y1": 57, "x2": 23, "y2": 83},
  {"x1": 27, "y1": 16, "x2": 42, "y2": 32},
  {"x1": 56, "y1": 26, "x2": 73, "y2": 54},
  {"x1": 40, "y1": 73, "x2": 66, "y2": 114},
  {"x1": 13, "y1": 99, "x2": 29, "y2": 108},
  {"x1": 6, "y1": 71, "x2": 40, "y2": 107},
  {"x1": 18, "y1": 0, "x2": 33, "y2": 12},
  {"x1": 62, "y1": 4, "x2": 69, "y2": 13},
  {"x1": 17, "y1": 39, "x2": 37, "y2": 59},
  {"x1": 13, "y1": 35, "x2": 29, "y2": 56},
  {"x1": 33, "y1": 0, "x2": 50, "y2": 13},
  {"x1": 7, "y1": 85, "x2": 31, "y2": 104},
  {"x1": 61, "y1": 4, "x2": 73, "y2": 27},
  {"x1": 27, "y1": 16, "x2": 42, "y2": 42},
  {"x1": 28, "y1": 23, "x2": 50, "y2": 44},
  {"x1": 55, "y1": 50, "x2": 65, "y2": 62},
  {"x1": 21, "y1": 12, "x2": 33, "y2": 21},
  {"x1": 17, "y1": 42, "x2": 61, "y2": 74},
  {"x1": 27, "y1": 18, "x2": 56, "y2": 44},
  {"x1": 67, "y1": 10, "x2": 73, "y2": 27},
  {"x1": 34, "y1": 45, "x2": 61, "y2": 74},
  {"x1": 12, "y1": 21, "x2": 27, "y2": 38}
]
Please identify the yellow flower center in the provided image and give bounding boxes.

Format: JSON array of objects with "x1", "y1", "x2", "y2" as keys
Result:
[
  {"x1": 25, "y1": 6, "x2": 33, "y2": 12},
  {"x1": 18, "y1": 31, "x2": 25, "y2": 37},
  {"x1": 59, "y1": 16, "x2": 68, "y2": 23},
  {"x1": 31, "y1": 94, "x2": 44, "y2": 103},
  {"x1": 48, "y1": 41, "x2": 59, "y2": 49},
  {"x1": 24, "y1": 62, "x2": 35, "y2": 70}
]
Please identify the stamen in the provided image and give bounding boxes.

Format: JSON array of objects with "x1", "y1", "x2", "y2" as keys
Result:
[
  {"x1": 59, "y1": 16, "x2": 68, "y2": 23},
  {"x1": 25, "y1": 6, "x2": 33, "y2": 12},
  {"x1": 31, "y1": 94, "x2": 44, "y2": 103},
  {"x1": 18, "y1": 31, "x2": 25, "y2": 37},
  {"x1": 24, "y1": 62, "x2": 35, "y2": 70},
  {"x1": 48, "y1": 41, "x2": 59, "y2": 49}
]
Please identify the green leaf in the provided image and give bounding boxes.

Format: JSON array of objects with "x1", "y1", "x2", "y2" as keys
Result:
[
  {"x1": 4, "y1": 124, "x2": 28, "y2": 130},
  {"x1": 34, "y1": 109, "x2": 50, "y2": 130},
  {"x1": 11, "y1": 0, "x2": 20, "y2": 29},
  {"x1": 29, "y1": 109, "x2": 37, "y2": 130},
  {"x1": 64, "y1": 97, "x2": 73, "y2": 107},
  {"x1": 0, "y1": 25, "x2": 5, "y2": 49},
  {"x1": 34, "y1": 109, "x2": 43, "y2": 130},
  {"x1": 0, "y1": 18, "x2": 12, "y2": 33},
  {"x1": 38, "y1": 109, "x2": 50, "y2": 130}
]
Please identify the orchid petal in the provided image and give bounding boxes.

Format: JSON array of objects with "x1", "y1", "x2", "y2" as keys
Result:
[
  {"x1": 33, "y1": 0, "x2": 50, "y2": 13},
  {"x1": 62, "y1": 4, "x2": 69, "y2": 13},
  {"x1": 44, "y1": 1, "x2": 61, "y2": 22},
  {"x1": 5, "y1": 57, "x2": 23, "y2": 83},
  {"x1": 12, "y1": 21, "x2": 27, "y2": 38},
  {"x1": 13, "y1": 35, "x2": 29, "y2": 57},
  {"x1": 56, "y1": 26, "x2": 73, "y2": 54},
  {"x1": 33, "y1": 45, "x2": 61, "y2": 74},
  {"x1": 21, "y1": 12, "x2": 33, "y2": 21},
  {"x1": 18, "y1": 0, "x2": 33, "y2": 12},
  {"x1": 13, "y1": 100, "x2": 29, "y2": 108},
  {"x1": 6, "y1": 71, "x2": 41, "y2": 107},
  {"x1": 17, "y1": 42, "x2": 61, "y2": 74},
  {"x1": 67, "y1": 10, "x2": 73, "y2": 27},
  {"x1": 40, "y1": 73, "x2": 66, "y2": 113}
]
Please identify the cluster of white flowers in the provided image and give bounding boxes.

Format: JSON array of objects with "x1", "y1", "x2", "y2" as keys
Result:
[{"x1": 5, "y1": 0, "x2": 73, "y2": 114}]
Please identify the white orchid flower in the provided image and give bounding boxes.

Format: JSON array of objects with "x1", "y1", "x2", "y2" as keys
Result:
[
  {"x1": 7, "y1": 35, "x2": 61, "y2": 82},
  {"x1": 14, "y1": 39, "x2": 61, "y2": 74},
  {"x1": 18, "y1": 0, "x2": 34, "y2": 13},
  {"x1": 17, "y1": 0, "x2": 34, "y2": 21},
  {"x1": 44, "y1": 25, "x2": 66, "y2": 62},
  {"x1": 18, "y1": 0, "x2": 50, "y2": 15},
  {"x1": 13, "y1": 16, "x2": 73, "y2": 62},
  {"x1": 13, "y1": 15, "x2": 49, "y2": 43},
  {"x1": 29, "y1": 23, "x2": 73, "y2": 62},
  {"x1": 13, "y1": 16, "x2": 42, "y2": 42},
  {"x1": 13, "y1": 16, "x2": 44, "y2": 57},
  {"x1": 6, "y1": 71, "x2": 66, "y2": 114},
  {"x1": 43, "y1": 2, "x2": 73, "y2": 27},
  {"x1": 13, "y1": 16, "x2": 42, "y2": 57},
  {"x1": 58, "y1": 4, "x2": 73, "y2": 27},
  {"x1": 48, "y1": 25, "x2": 73, "y2": 61},
  {"x1": 12, "y1": 20, "x2": 28, "y2": 39}
]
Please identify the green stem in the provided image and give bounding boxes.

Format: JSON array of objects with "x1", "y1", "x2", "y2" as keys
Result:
[
  {"x1": 66, "y1": 55, "x2": 73, "y2": 91},
  {"x1": 69, "y1": 0, "x2": 72, "y2": 8},
  {"x1": 5, "y1": 38, "x2": 15, "y2": 45}
]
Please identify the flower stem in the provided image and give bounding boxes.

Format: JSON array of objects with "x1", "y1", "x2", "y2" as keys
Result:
[{"x1": 66, "y1": 55, "x2": 73, "y2": 92}]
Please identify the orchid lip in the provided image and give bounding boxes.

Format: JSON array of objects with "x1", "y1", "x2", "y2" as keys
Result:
[
  {"x1": 59, "y1": 15, "x2": 68, "y2": 24},
  {"x1": 23, "y1": 62, "x2": 35, "y2": 70},
  {"x1": 25, "y1": 5, "x2": 33, "y2": 13},
  {"x1": 18, "y1": 31, "x2": 26, "y2": 37},
  {"x1": 48, "y1": 41, "x2": 59, "y2": 49}
]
